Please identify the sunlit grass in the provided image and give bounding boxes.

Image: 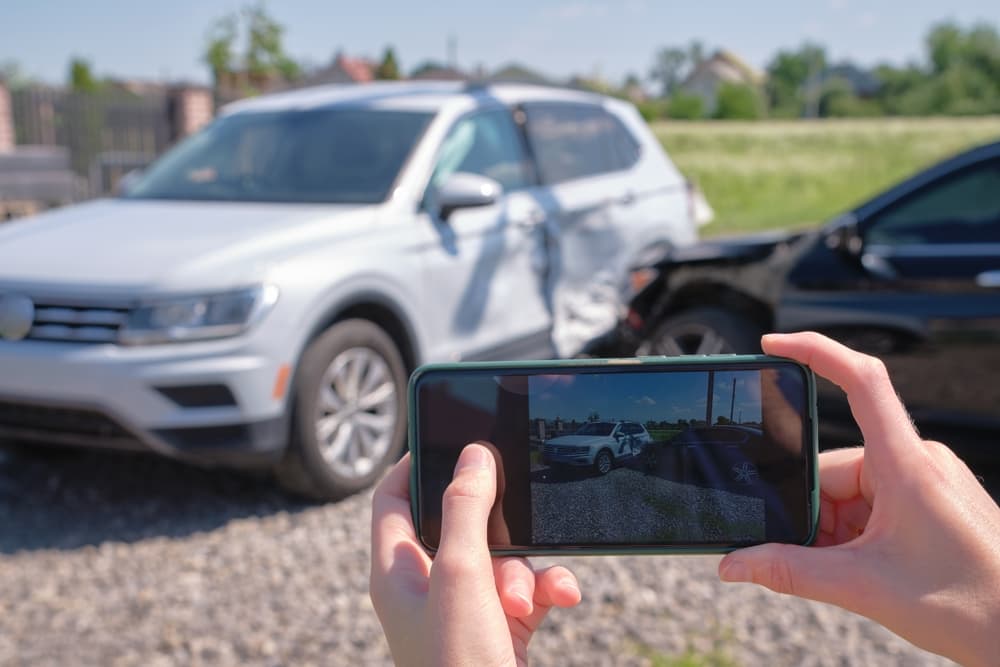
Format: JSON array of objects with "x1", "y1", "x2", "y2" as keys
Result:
[{"x1": 653, "y1": 117, "x2": 1000, "y2": 236}]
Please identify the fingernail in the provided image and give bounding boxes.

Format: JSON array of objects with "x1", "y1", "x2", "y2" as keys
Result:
[
  {"x1": 455, "y1": 444, "x2": 491, "y2": 472},
  {"x1": 720, "y1": 560, "x2": 749, "y2": 582},
  {"x1": 560, "y1": 578, "x2": 580, "y2": 596}
]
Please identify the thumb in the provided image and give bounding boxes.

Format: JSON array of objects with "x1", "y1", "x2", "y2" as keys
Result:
[
  {"x1": 719, "y1": 543, "x2": 870, "y2": 611},
  {"x1": 431, "y1": 444, "x2": 498, "y2": 591}
]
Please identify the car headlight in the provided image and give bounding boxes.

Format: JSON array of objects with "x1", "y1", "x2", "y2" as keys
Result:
[{"x1": 120, "y1": 285, "x2": 279, "y2": 345}]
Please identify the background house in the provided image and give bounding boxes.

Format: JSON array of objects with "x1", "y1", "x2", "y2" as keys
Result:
[{"x1": 681, "y1": 50, "x2": 765, "y2": 115}]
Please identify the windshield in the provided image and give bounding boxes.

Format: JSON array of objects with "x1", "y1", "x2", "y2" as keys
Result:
[
  {"x1": 125, "y1": 108, "x2": 434, "y2": 204},
  {"x1": 575, "y1": 422, "x2": 616, "y2": 436}
]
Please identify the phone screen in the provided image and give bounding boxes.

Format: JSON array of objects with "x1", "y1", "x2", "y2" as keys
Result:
[{"x1": 412, "y1": 360, "x2": 815, "y2": 551}]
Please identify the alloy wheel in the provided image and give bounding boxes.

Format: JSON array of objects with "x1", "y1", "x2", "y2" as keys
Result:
[
  {"x1": 644, "y1": 322, "x2": 734, "y2": 356},
  {"x1": 314, "y1": 347, "x2": 397, "y2": 480}
]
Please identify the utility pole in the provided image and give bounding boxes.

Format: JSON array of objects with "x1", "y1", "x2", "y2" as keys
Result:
[
  {"x1": 705, "y1": 371, "x2": 714, "y2": 425},
  {"x1": 729, "y1": 378, "x2": 736, "y2": 422}
]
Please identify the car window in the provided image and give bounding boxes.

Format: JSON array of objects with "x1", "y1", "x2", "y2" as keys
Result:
[
  {"x1": 866, "y1": 159, "x2": 1000, "y2": 246},
  {"x1": 522, "y1": 103, "x2": 640, "y2": 184},
  {"x1": 125, "y1": 109, "x2": 433, "y2": 204},
  {"x1": 430, "y1": 108, "x2": 530, "y2": 192},
  {"x1": 575, "y1": 422, "x2": 615, "y2": 436}
]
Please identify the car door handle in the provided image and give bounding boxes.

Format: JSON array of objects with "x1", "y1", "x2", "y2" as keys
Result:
[
  {"x1": 617, "y1": 191, "x2": 636, "y2": 206},
  {"x1": 511, "y1": 210, "x2": 546, "y2": 230},
  {"x1": 976, "y1": 270, "x2": 1000, "y2": 287}
]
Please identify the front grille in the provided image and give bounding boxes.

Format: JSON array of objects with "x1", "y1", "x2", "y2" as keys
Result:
[
  {"x1": 29, "y1": 297, "x2": 131, "y2": 343},
  {"x1": 543, "y1": 444, "x2": 589, "y2": 456},
  {"x1": 0, "y1": 399, "x2": 142, "y2": 449}
]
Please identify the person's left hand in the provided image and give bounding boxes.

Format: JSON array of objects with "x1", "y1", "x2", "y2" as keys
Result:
[{"x1": 370, "y1": 444, "x2": 582, "y2": 667}]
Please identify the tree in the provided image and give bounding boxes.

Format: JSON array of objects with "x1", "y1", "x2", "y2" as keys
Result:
[
  {"x1": 714, "y1": 83, "x2": 765, "y2": 119},
  {"x1": 68, "y1": 57, "x2": 100, "y2": 93},
  {"x1": 375, "y1": 46, "x2": 401, "y2": 80},
  {"x1": 203, "y1": 3, "x2": 300, "y2": 88},
  {"x1": 0, "y1": 60, "x2": 32, "y2": 89},
  {"x1": 667, "y1": 92, "x2": 704, "y2": 119},
  {"x1": 244, "y1": 4, "x2": 299, "y2": 80},
  {"x1": 687, "y1": 40, "x2": 706, "y2": 70},
  {"x1": 765, "y1": 43, "x2": 826, "y2": 117},
  {"x1": 650, "y1": 47, "x2": 686, "y2": 97},
  {"x1": 409, "y1": 60, "x2": 449, "y2": 78},
  {"x1": 205, "y1": 14, "x2": 238, "y2": 83}
]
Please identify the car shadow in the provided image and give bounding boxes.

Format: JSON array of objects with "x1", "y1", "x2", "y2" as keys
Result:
[{"x1": 0, "y1": 444, "x2": 313, "y2": 554}]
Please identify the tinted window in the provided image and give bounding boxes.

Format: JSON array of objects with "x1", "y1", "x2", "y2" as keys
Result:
[
  {"x1": 866, "y1": 159, "x2": 1000, "y2": 245},
  {"x1": 523, "y1": 103, "x2": 640, "y2": 184},
  {"x1": 430, "y1": 109, "x2": 530, "y2": 192},
  {"x1": 126, "y1": 109, "x2": 433, "y2": 204},
  {"x1": 575, "y1": 422, "x2": 615, "y2": 436}
]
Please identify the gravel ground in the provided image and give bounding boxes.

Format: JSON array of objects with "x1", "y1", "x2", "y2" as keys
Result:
[{"x1": 0, "y1": 445, "x2": 958, "y2": 667}]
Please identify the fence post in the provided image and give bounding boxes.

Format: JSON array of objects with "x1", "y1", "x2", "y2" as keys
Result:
[
  {"x1": 168, "y1": 86, "x2": 213, "y2": 141},
  {"x1": 0, "y1": 81, "x2": 13, "y2": 152}
]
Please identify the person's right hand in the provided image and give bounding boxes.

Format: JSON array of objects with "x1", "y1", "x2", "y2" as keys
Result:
[{"x1": 719, "y1": 332, "x2": 1000, "y2": 667}]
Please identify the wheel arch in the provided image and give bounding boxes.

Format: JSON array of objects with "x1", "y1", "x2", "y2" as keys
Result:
[
  {"x1": 657, "y1": 281, "x2": 775, "y2": 333},
  {"x1": 303, "y1": 292, "x2": 421, "y2": 376}
]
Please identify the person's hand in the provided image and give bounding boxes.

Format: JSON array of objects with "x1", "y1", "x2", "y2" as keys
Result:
[
  {"x1": 370, "y1": 444, "x2": 582, "y2": 667},
  {"x1": 718, "y1": 332, "x2": 1000, "y2": 667}
]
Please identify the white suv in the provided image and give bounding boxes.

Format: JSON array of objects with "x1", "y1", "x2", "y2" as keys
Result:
[
  {"x1": 542, "y1": 420, "x2": 654, "y2": 474},
  {"x1": 0, "y1": 82, "x2": 698, "y2": 499}
]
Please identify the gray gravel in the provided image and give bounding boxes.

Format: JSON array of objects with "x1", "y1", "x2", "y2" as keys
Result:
[{"x1": 0, "y1": 445, "x2": 956, "y2": 666}]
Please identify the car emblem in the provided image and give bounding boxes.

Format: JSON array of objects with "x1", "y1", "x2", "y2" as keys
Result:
[
  {"x1": 732, "y1": 462, "x2": 758, "y2": 484},
  {"x1": 0, "y1": 293, "x2": 35, "y2": 341}
]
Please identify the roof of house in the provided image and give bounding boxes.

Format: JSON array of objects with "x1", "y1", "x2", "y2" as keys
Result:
[
  {"x1": 334, "y1": 54, "x2": 375, "y2": 83},
  {"x1": 683, "y1": 49, "x2": 766, "y2": 88}
]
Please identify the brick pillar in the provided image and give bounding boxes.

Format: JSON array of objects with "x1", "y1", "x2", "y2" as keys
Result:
[
  {"x1": 0, "y1": 81, "x2": 13, "y2": 152},
  {"x1": 169, "y1": 86, "x2": 214, "y2": 140}
]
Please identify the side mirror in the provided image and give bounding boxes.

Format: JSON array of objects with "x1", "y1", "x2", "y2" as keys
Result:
[
  {"x1": 824, "y1": 214, "x2": 863, "y2": 256},
  {"x1": 432, "y1": 172, "x2": 502, "y2": 221},
  {"x1": 117, "y1": 169, "x2": 144, "y2": 196}
]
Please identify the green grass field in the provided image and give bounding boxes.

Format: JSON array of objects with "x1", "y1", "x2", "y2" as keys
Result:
[{"x1": 653, "y1": 117, "x2": 1000, "y2": 236}]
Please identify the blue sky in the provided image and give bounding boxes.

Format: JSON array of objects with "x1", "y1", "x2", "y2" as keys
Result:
[
  {"x1": 530, "y1": 370, "x2": 762, "y2": 424},
  {"x1": 4, "y1": 1, "x2": 997, "y2": 86}
]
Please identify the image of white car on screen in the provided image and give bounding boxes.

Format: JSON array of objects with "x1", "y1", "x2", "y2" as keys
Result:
[{"x1": 540, "y1": 420, "x2": 653, "y2": 475}]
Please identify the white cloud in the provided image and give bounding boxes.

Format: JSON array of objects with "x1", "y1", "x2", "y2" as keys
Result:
[
  {"x1": 636, "y1": 396, "x2": 656, "y2": 406},
  {"x1": 829, "y1": 0, "x2": 848, "y2": 10}
]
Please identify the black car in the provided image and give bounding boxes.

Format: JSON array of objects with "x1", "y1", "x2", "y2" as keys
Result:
[{"x1": 608, "y1": 140, "x2": 1000, "y2": 462}]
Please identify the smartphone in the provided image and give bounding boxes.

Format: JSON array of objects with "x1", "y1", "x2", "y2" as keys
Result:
[{"x1": 409, "y1": 355, "x2": 818, "y2": 555}]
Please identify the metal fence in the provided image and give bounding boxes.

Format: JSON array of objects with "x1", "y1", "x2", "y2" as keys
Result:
[{"x1": 10, "y1": 86, "x2": 173, "y2": 196}]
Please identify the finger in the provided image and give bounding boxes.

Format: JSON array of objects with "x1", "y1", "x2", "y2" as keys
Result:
[
  {"x1": 762, "y1": 332, "x2": 918, "y2": 468},
  {"x1": 494, "y1": 557, "x2": 535, "y2": 618},
  {"x1": 430, "y1": 444, "x2": 499, "y2": 598},
  {"x1": 371, "y1": 454, "x2": 428, "y2": 576},
  {"x1": 719, "y1": 542, "x2": 871, "y2": 613},
  {"x1": 370, "y1": 454, "x2": 433, "y2": 605},
  {"x1": 818, "y1": 447, "x2": 865, "y2": 502},
  {"x1": 534, "y1": 565, "x2": 581, "y2": 609},
  {"x1": 507, "y1": 566, "x2": 582, "y2": 649}
]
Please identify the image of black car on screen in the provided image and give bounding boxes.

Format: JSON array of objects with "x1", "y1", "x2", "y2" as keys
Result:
[{"x1": 541, "y1": 420, "x2": 654, "y2": 475}]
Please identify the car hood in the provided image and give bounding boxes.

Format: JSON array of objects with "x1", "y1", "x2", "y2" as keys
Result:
[
  {"x1": 0, "y1": 199, "x2": 378, "y2": 293},
  {"x1": 545, "y1": 435, "x2": 612, "y2": 448},
  {"x1": 658, "y1": 228, "x2": 813, "y2": 267}
]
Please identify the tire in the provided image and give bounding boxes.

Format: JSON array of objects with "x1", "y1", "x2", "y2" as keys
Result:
[
  {"x1": 639, "y1": 307, "x2": 762, "y2": 356},
  {"x1": 594, "y1": 448, "x2": 614, "y2": 475},
  {"x1": 275, "y1": 319, "x2": 408, "y2": 501}
]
